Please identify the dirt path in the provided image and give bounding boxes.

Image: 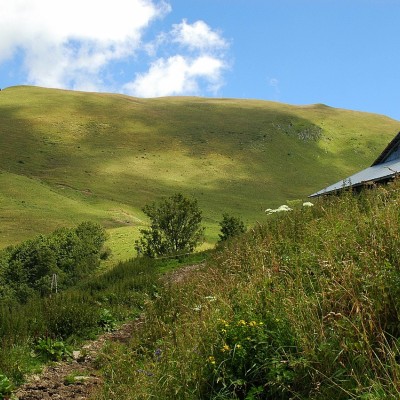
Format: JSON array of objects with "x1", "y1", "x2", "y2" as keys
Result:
[
  {"x1": 14, "y1": 263, "x2": 205, "y2": 400},
  {"x1": 14, "y1": 321, "x2": 139, "y2": 400}
]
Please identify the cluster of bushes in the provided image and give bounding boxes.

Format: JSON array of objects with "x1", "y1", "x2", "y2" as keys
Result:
[
  {"x1": 93, "y1": 182, "x2": 400, "y2": 399},
  {"x1": 0, "y1": 221, "x2": 108, "y2": 304},
  {"x1": 135, "y1": 193, "x2": 246, "y2": 258}
]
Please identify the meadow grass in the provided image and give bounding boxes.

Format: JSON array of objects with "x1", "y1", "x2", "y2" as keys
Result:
[
  {"x1": 0, "y1": 86, "x2": 398, "y2": 254},
  {"x1": 92, "y1": 181, "x2": 400, "y2": 399},
  {"x1": 0, "y1": 249, "x2": 209, "y2": 388}
]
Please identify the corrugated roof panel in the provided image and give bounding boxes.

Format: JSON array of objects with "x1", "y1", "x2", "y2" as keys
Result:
[{"x1": 309, "y1": 159, "x2": 400, "y2": 197}]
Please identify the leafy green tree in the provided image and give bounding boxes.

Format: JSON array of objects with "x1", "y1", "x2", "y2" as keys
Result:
[
  {"x1": 5, "y1": 235, "x2": 58, "y2": 299},
  {"x1": 0, "y1": 221, "x2": 109, "y2": 303},
  {"x1": 75, "y1": 221, "x2": 108, "y2": 255},
  {"x1": 50, "y1": 228, "x2": 83, "y2": 276},
  {"x1": 218, "y1": 213, "x2": 246, "y2": 242},
  {"x1": 135, "y1": 193, "x2": 204, "y2": 258},
  {"x1": 0, "y1": 252, "x2": 14, "y2": 303}
]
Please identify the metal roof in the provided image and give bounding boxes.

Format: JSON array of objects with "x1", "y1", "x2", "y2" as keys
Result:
[
  {"x1": 372, "y1": 132, "x2": 400, "y2": 165},
  {"x1": 310, "y1": 131, "x2": 400, "y2": 197},
  {"x1": 309, "y1": 158, "x2": 400, "y2": 198}
]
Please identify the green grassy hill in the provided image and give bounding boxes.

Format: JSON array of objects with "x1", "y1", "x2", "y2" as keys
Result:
[{"x1": 0, "y1": 85, "x2": 398, "y2": 256}]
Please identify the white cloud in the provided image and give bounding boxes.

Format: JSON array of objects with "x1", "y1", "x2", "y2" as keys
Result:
[
  {"x1": 124, "y1": 54, "x2": 225, "y2": 97},
  {"x1": 269, "y1": 78, "x2": 280, "y2": 92},
  {"x1": 0, "y1": 2, "x2": 230, "y2": 96},
  {"x1": 269, "y1": 78, "x2": 279, "y2": 87},
  {"x1": 0, "y1": 0, "x2": 170, "y2": 90},
  {"x1": 125, "y1": 55, "x2": 196, "y2": 96},
  {"x1": 171, "y1": 19, "x2": 227, "y2": 51},
  {"x1": 125, "y1": 20, "x2": 229, "y2": 97}
]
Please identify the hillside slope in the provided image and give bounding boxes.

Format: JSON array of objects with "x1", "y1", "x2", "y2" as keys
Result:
[{"x1": 0, "y1": 85, "x2": 398, "y2": 252}]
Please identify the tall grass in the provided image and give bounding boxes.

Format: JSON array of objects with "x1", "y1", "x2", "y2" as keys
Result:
[
  {"x1": 0, "y1": 250, "x2": 209, "y2": 388},
  {"x1": 93, "y1": 181, "x2": 400, "y2": 399},
  {"x1": 0, "y1": 256, "x2": 161, "y2": 385}
]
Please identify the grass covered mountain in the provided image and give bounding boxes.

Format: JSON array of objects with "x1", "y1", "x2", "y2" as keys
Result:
[{"x1": 0, "y1": 85, "x2": 398, "y2": 256}]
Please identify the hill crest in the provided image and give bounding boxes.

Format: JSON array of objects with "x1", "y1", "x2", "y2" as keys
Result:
[{"x1": 0, "y1": 85, "x2": 398, "y2": 255}]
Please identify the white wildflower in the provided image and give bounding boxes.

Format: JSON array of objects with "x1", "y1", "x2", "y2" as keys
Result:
[
  {"x1": 277, "y1": 205, "x2": 292, "y2": 212},
  {"x1": 265, "y1": 205, "x2": 292, "y2": 215},
  {"x1": 302, "y1": 201, "x2": 314, "y2": 207}
]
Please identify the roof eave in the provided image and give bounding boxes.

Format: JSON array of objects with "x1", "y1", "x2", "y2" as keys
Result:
[
  {"x1": 309, "y1": 171, "x2": 398, "y2": 198},
  {"x1": 372, "y1": 131, "x2": 400, "y2": 166}
]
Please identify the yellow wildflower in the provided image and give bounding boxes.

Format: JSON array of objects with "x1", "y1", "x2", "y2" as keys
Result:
[
  {"x1": 208, "y1": 356, "x2": 216, "y2": 365},
  {"x1": 249, "y1": 321, "x2": 257, "y2": 327},
  {"x1": 238, "y1": 320, "x2": 247, "y2": 326},
  {"x1": 221, "y1": 344, "x2": 230, "y2": 352}
]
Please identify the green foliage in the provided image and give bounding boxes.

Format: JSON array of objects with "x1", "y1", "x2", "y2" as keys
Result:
[
  {"x1": 75, "y1": 221, "x2": 108, "y2": 256},
  {"x1": 0, "y1": 254, "x2": 179, "y2": 388},
  {"x1": 208, "y1": 316, "x2": 306, "y2": 399},
  {"x1": 218, "y1": 213, "x2": 246, "y2": 242},
  {"x1": 0, "y1": 374, "x2": 13, "y2": 400},
  {"x1": 49, "y1": 227, "x2": 84, "y2": 276},
  {"x1": 100, "y1": 246, "x2": 112, "y2": 260},
  {"x1": 0, "y1": 221, "x2": 108, "y2": 304},
  {"x1": 135, "y1": 193, "x2": 204, "y2": 258},
  {"x1": 34, "y1": 337, "x2": 72, "y2": 362},
  {"x1": 98, "y1": 309, "x2": 117, "y2": 332},
  {"x1": 43, "y1": 293, "x2": 100, "y2": 339},
  {"x1": 93, "y1": 182, "x2": 400, "y2": 400},
  {"x1": 5, "y1": 235, "x2": 58, "y2": 300}
]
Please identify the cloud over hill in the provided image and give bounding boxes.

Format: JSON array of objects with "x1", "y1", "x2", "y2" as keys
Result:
[{"x1": 0, "y1": 0, "x2": 229, "y2": 96}]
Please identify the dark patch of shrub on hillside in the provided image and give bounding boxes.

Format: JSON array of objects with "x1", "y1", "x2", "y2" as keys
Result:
[{"x1": 0, "y1": 221, "x2": 108, "y2": 304}]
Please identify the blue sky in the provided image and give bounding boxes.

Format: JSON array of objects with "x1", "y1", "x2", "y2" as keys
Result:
[{"x1": 1, "y1": 0, "x2": 400, "y2": 120}]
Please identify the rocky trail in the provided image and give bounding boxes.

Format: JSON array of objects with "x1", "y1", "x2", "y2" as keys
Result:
[
  {"x1": 14, "y1": 321, "x2": 139, "y2": 400},
  {"x1": 13, "y1": 263, "x2": 204, "y2": 400}
]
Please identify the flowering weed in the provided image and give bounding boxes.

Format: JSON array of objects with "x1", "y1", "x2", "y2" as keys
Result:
[{"x1": 207, "y1": 316, "x2": 307, "y2": 399}]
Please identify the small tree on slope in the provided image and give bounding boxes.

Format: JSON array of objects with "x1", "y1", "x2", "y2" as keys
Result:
[
  {"x1": 218, "y1": 213, "x2": 246, "y2": 242},
  {"x1": 135, "y1": 193, "x2": 204, "y2": 258}
]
